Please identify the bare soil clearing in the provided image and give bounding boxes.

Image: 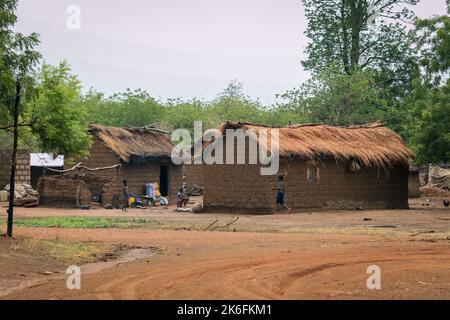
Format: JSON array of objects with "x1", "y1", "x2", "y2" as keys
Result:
[
  {"x1": 0, "y1": 235, "x2": 113, "y2": 297},
  {"x1": 1, "y1": 195, "x2": 449, "y2": 300},
  {"x1": 2, "y1": 228, "x2": 450, "y2": 300}
]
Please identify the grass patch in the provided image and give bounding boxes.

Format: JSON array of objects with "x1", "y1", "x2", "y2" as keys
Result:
[
  {"x1": 0, "y1": 236, "x2": 112, "y2": 265},
  {"x1": 20, "y1": 238, "x2": 111, "y2": 263},
  {"x1": 14, "y1": 216, "x2": 157, "y2": 229}
]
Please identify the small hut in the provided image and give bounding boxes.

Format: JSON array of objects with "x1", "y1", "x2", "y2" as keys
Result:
[
  {"x1": 38, "y1": 125, "x2": 182, "y2": 207},
  {"x1": 84, "y1": 125, "x2": 182, "y2": 200},
  {"x1": 202, "y1": 122, "x2": 413, "y2": 213}
]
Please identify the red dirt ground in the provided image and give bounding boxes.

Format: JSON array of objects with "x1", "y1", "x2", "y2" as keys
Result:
[{"x1": 1, "y1": 195, "x2": 450, "y2": 300}]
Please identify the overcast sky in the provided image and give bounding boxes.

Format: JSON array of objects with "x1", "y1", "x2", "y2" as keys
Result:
[{"x1": 14, "y1": 0, "x2": 448, "y2": 104}]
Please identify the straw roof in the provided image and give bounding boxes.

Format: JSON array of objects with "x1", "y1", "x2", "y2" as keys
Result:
[
  {"x1": 219, "y1": 122, "x2": 413, "y2": 168},
  {"x1": 89, "y1": 124, "x2": 174, "y2": 162}
]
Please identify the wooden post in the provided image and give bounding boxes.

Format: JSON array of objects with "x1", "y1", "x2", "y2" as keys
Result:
[
  {"x1": 7, "y1": 81, "x2": 21, "y2": 238},
  {"x1": 76, "y1": 164, "x2": 83, "y2": 208}
]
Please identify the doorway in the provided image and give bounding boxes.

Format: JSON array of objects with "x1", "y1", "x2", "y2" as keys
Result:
[{"x1": 159, "y1": 165, "x2": 169, "y2": 196}]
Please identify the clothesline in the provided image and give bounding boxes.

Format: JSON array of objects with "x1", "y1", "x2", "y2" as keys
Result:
[{"x1": 43, "y1": 163, "x2": 121, "y2": 173}]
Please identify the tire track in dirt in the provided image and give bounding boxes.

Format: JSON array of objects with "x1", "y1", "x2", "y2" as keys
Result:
[
  {"x1": 94, "y1": 274, "x2": 138, "y2": 300},
  {"x1": 130, "y1": 258, "x2": 279, "y2": 299},
  {"x1": 4, "y1": 228, "x2": 450, "y2": 299}
]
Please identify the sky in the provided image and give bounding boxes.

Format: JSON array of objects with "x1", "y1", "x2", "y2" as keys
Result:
[{"x1": 14, "y1": 0, "x2": 448, "y2": 105}]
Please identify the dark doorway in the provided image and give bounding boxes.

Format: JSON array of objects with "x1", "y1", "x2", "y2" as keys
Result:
[
  {"x1": 159, "y1": 165, "x2": 168, "y2": 196},
  {"x1": 30, "y1": 166, "x2": 63, "y2": 189}
]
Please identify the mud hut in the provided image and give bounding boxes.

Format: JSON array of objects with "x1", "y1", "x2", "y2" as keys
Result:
[
  {"x1": 39, "y1": 125, "x2": 183, "y2": 207},
  {"x1": 202, "y1": 122, "x2": 413, "y2": 213},
  {"x1": 83, "y1": 125, "x2": 183, "y2": 201}
]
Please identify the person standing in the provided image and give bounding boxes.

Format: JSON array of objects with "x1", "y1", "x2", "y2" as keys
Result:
[
  {"x1": 122, "y1": 179, "x2": 129, "y2": 212},
  {"x1": 275, "y1": 175, "x2": 291, "y2": 213},
  {"x1": 177, "y1": 188, "x2": 184, "y2": 208}
]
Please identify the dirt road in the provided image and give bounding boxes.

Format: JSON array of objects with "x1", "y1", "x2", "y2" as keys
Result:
[{"x1": 3, "y1": 227, "x2": 450, "y2": 300}]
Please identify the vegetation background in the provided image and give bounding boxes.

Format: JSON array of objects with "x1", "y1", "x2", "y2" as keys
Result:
[{"x1": 1, "y1": 0, "x2": 449, "y2": 165}]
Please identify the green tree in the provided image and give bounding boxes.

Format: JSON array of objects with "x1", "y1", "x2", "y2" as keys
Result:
[
  {"x1": 163, "y1": 98, "x2": 210, "y2": 132},
  {"x1": 403, "y1": 4, "x2": 450, "y2": 164},
  {"x1": 302, "y1": 0, "x2": 418, "y2": 75},
  {"x1": 29, "y1": 62, "x2": 92, "y2": 157},
  {"x1": 83, "y1": 80, "x2": 305, "y2": 133},
  {"x1": 1, "y1": 0, "x2": 41, "y2": 237},
  {"x1": 0, "y1": 1, "x2": 91, "y2": 236},
  {"x1": 415, "y1": 5, "x2": 450, "y2": 85},
  {"x1": 301, "y1": 0, "x2": 420, "y2": 117},
  {"x1": 404, "y1": 79, "x2": 449, "y2": 164},
  {"x1": 85, "y1": 88, "x2": 165, "y2": 127},
  {"x1": 0, "y1": 0, "x2": 41, "y2": 129},
  {"x1": 280, "y1": 66, "x2": 386, "y2": 125}
]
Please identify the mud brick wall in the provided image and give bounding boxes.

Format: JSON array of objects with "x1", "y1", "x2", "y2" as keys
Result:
[
  {"x1": 203, "y1": 157, "x2": 409, "y2": 213},
  {"x1": 37, "y1": 176, "x2": 91, "y2": 207},
  {"x1": 170, "y1": 164, "x2": 183, "y2": 199},
  {"x1": 202, "y1": 136, "x2": 279, "y2": 213},
  {"x1": 122, "y1": 162, "x2": 161, "y2": 195},
  {"x1": 183, "y1": 164, "x2": 204, "y2": 189},
  {"x1": 203, "y1": 163, "x2": 276, "y2": 213},
  {"x1": 408, "y1": 169, "x2": 421, "y2": 198},
  {"x1": 79, "y1": 136, "x2": 121, "y2": 178},
  {"x1": 280, "y1": 159, "x2": 408, "y2": 210},
  {"x1": 121, "y1": 161, "x2": 183, "y2": 202},
  {"x1": 83, "y1": 172, "x2": 120, "y2": 197},
  {"x1": 0, "y1": 150, "x2": 9, "y2": 188},
  {"x1": 0, "y1": 149, "x2": 30, "y2": 188},
  {"x1": 71, "y1": 136, "x2": 121, "y2": 200},
  {"x1": 101, "y1": 177, "x2": 122, "y2": 206}
]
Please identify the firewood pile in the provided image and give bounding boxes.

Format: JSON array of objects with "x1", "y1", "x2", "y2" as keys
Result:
[
  {"x1": 190, "y1": 184, "x2": 204, "y2": 196},
  {"x1": 4, "y1": 184, "x2": 39, "y2": 207}
]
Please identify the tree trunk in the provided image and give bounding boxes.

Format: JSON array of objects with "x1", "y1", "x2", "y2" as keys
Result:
[
  {"x1": 349, "y1": 0, "x2": 364, "y2": 71},
  {"x1": 341, "y1": 0, "x2": 352, "y2": 74},
  {"x1": 6, "y1": 81, "x2": 21, "y2": 238}
]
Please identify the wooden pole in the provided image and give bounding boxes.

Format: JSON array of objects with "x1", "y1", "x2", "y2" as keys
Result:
[{"x1": 7, "y1": 81, "x2": 22, "y2": 238}]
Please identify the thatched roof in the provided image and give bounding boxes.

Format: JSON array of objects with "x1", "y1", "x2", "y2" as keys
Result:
[
  {"x1": 219, "y1": 122, "x2": 413, "y2": 168},
  {"x1": 89, "y1": 124, "x2": 174, "y2": 162}
]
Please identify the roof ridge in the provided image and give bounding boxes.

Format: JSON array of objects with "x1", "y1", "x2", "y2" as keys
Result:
[{"x1": 223, "y1": 121, "x2": 386, "y2": 129}]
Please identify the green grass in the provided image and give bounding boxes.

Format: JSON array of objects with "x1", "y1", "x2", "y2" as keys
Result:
[
  {"x1": 14, "y1": 216, "x2": 157, "y2": 229},
  {"x1": 1, "y1": 236, "x2": 113, "y2": 264},
  {"x1": 21, "y1": 238, "x2": 112, "y2": 263}
]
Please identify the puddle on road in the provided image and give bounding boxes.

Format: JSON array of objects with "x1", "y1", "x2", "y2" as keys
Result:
[{"x1": 82, "y1": 247, "x2": 155, "y2": 274}]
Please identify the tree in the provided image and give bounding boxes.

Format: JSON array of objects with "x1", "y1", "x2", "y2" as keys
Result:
[
  {"x1": 281, "y1": 0, "x2": 424, "y2": 130},
  {"x1": 0, "y1": 1, "x2": 91, "y2": 237},
  {"x1": 403, "y1": 4, "x2": 450, "y2": 164},
  {"x1": 415, "y1": 5, "x2": 450, "y2": 86},
  {"x1": 83, "y1": 80, "x2": 304, "y2": 132},
  {"x1": 85, "y1": 88, "x2": 165, "y2": 128},
  {"x1": 404, "y1": 79, "x2": 449, "y2": 164},
  {"x1": 214, "y1": 80, "x2": 247, "y2": 120},
  {"x1": 1, "y1": 0, "x2": 41, "y2": 237},
  {"x1": 29, "y1": 62, "x2": 92, "y2": 157},
  {"x1": 302, "y1": 0, "x2": 419, "y2": 75},
  {"x1": 280, "y1": 66, "x2": 386, "y2": 125}
]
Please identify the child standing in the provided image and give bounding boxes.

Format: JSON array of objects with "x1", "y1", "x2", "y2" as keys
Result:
[{"x1": 122, "y1": 179, "x2": 129, "y2": 212}]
